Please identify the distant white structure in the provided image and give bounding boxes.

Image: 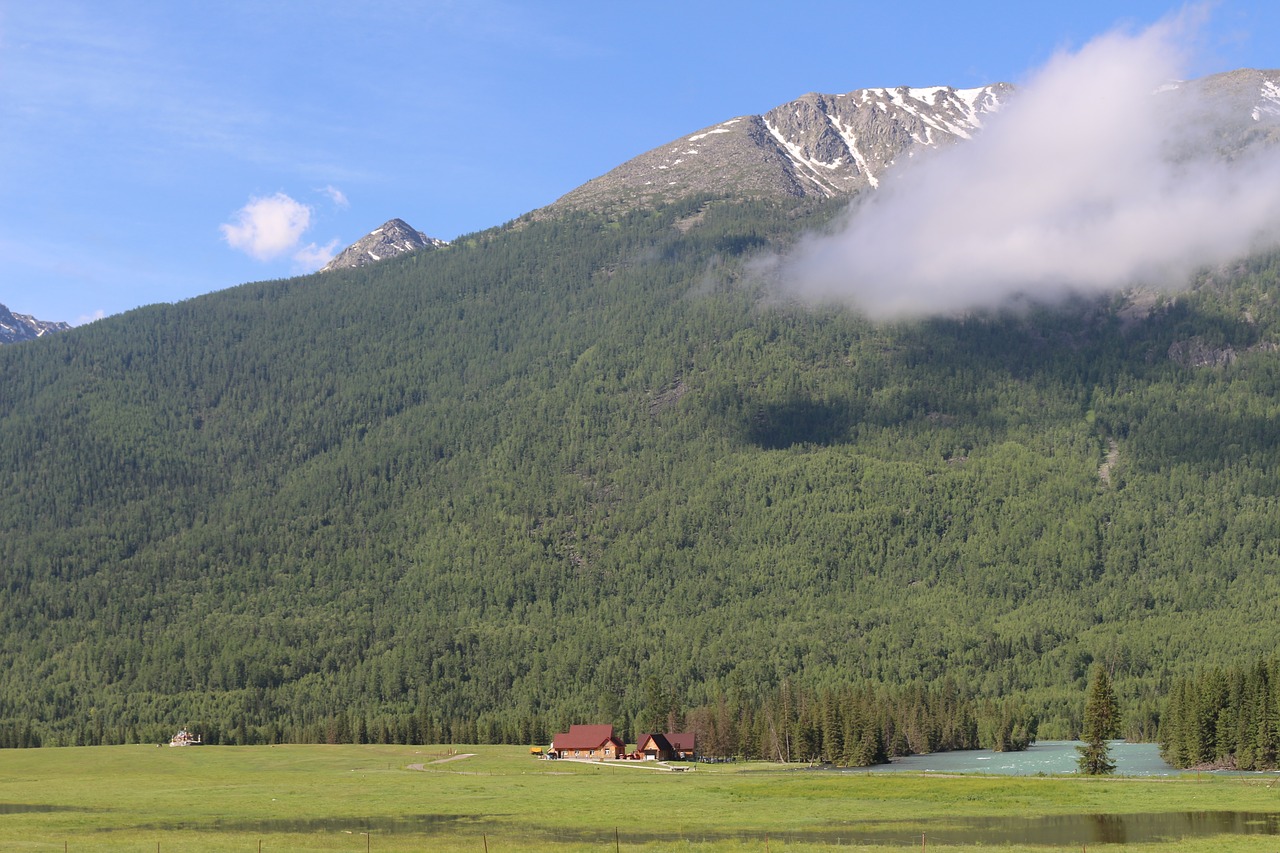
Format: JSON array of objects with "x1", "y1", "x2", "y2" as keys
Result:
[{"x1": 169, "y1": 729, "x2": 202, "y2": 747}]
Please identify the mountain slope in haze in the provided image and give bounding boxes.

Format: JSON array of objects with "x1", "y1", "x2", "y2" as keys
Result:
[
  {"x1": 0, "y1": 302, "x2": 70, "y2": 344},
  {"x1": 1184, "y1": 67, "x2": 1280, "y2": 124},
  {"x1": 320, "y1": 218, "x2": 446, "y2": 272}
]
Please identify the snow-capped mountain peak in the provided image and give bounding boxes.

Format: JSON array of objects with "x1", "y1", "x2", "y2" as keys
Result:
[{"x1": 320, "y1": 219, "x2": 446, "y2": 273}]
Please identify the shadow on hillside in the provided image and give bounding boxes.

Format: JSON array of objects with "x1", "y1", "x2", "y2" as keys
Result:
[
  {"x1": 712, "y1": 276, "x2": 1280, "y2": 460},
  {"x1": 744, "y1": 397, "x2": 852, "y2": 449}
]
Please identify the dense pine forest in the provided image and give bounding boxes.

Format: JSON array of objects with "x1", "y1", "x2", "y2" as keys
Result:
[
  {"x1": 1160, "y1": 656, "x2": 1280, "y2": 770},
  {"x1": 3, "y1": 195, "x2": 1280, "y2": 756}
]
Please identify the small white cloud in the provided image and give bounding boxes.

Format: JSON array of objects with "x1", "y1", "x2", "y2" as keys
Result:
[
  {"x1": 293, "y1": 239, "x2": 341, "y2": 271},
  {"x1": 321, "y1": 185, "x2": 350, "y2": 209},
  {"x1": 220, "y1": 193, "x2": 313, "y2": 261},
  {"x1": 74, "y1": 309, "x2": 107, "y2": 326}
]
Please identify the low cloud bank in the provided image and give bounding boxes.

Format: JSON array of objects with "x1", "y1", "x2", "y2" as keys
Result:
[{"x1": 782, "y1": 14, "x2": 1280, "y2": 320}]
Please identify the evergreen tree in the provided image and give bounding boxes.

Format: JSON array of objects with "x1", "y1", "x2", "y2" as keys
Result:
[{"x1": 1078, "y1": 663, "x2": 1120, "y2": 775}]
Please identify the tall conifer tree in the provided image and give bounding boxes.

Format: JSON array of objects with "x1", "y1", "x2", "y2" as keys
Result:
[{"x1": 1078, "y1": 663, "x2": 1120, "y2": 775}]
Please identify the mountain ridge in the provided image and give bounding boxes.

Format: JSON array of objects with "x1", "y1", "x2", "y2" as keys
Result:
[
  {"x1": 543, "y1": 83, "x2": 1011, "y2": 215},
  {"x1": 317, "y1": 67, "x2": 1280, "y2": 274},
  {"x1": 0, "y1": 302, "x2": 70, "y2": 344},
  {"x1": 541, "y1": 67, "x2": 1280, "y2": 217}
]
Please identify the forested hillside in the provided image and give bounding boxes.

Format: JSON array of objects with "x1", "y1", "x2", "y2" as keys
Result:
[{"x1": 3, "y1": 196, "x2": 1280, "y2": 752}]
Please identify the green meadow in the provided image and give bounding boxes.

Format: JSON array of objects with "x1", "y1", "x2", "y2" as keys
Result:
[{"x1": 1, "y1": 744, "x2": 1277, "y2": 851}]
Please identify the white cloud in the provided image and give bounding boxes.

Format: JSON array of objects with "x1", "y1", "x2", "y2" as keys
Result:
[
  {"x1": 293, "y1": 239, "x2": 341, "y2": 271},
  {"x1": 781, "y1": 11, "x2": 1280, "y2": 321},
  {"x1": 220, "y1": 193, "x2": 313, "y2": 261},
  {"x1": 321, "y1": 185, "x2": 349, "y2": 208},
  {"x1": 74, "y1": 309, "x2": 106, "y2": 326}
]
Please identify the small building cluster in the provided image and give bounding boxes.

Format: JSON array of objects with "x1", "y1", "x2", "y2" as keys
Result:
[
  {"x1": 547, "y1": 724, "x2": 695, "y2": 761},
  {"x1": 168, "y1": 729, "x2": 202, "y2": 747}
]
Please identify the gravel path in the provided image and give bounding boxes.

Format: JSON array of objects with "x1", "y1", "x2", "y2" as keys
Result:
[{"x1": 406, "y1": 753, "x2": 477, "y2": 771}]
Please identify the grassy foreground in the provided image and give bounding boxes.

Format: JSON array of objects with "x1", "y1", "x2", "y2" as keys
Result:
[{"x1": 1, "y1": 744, "x2": 1278, "y2": 851}]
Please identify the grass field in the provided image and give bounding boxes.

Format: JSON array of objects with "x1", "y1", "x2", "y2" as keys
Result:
[{"x1": 2, "y1": 744, "x2": 1278, "y2": 851}]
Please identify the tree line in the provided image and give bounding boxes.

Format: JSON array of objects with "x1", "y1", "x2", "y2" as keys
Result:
[{"x1": 4, "y1": 676, "x2": 1039, "y2": 769}]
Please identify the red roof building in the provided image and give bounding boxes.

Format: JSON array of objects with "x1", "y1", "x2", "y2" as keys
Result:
[
  {"x1": 665, "y1": 732, "x2": 696, "y2": 758},
  {"x1": 636, "y1": 731, "x2": 697, "y2": 760},
  {"x1": 549, "y1": 724, "x2": 625, "y2": 760}
]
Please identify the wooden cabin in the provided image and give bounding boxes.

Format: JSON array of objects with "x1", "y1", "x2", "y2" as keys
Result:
[{"x1": 636, "y1": 731, "x2": 696, "y2": 760}]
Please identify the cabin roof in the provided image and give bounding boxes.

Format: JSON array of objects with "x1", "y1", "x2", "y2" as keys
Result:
[
  {"x1": 666, "y1": 732, "x2": 696, "y2": 751},
  {"x1": 637, "y1": 732, "x2": 672, "y2": 752},
  {"x1": 552, "y1": 724, "x2": 621, "y2": 750}
]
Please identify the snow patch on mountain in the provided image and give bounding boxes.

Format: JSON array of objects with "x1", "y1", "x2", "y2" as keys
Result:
[
  {"x1": 764, "y1": 118, "x2": 845, "y2": 197},
  {"x1": 1257, "y1": 79, "x2": 1280, "y2": 120},
  {"x1": 757, "y1": 84, "x2": 1009, "y2": 196},
  {"x1": 688, "y1": 119, "x2": 742, "y2": 141}
]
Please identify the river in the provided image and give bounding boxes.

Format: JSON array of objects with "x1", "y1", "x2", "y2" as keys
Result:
[{"x1": 864, "y1": 739, "x2": 1183, "y2": 776}]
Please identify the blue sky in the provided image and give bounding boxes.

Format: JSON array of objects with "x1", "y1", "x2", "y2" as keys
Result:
[{"x1": 3, "y1": 1, "x2": 1277, "y2": 325}]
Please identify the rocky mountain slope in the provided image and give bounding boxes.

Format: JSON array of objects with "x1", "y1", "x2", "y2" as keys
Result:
[
  {"x1": 548, "y1": 84, "x2": 1010, "y2": 214},
  {"x1": 321, "y1": 218, "x2": 445, "y2": 272},
  {"x1": 0, "y1": 303, "x2": 70, "y2": 344}
]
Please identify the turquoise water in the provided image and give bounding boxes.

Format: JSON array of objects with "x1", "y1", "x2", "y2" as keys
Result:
[{"x1": 863, "y1": 740, "x2": 1277, "y2": 776}]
